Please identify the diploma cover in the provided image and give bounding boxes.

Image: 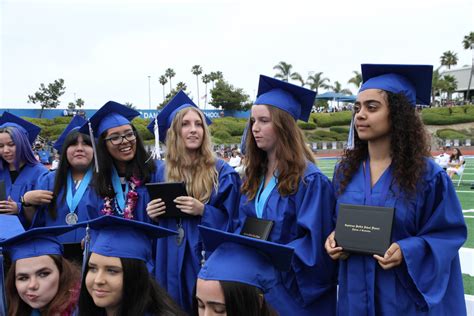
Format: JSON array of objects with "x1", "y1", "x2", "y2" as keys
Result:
[
  {"x1": 145, "y1": 182, "x2": 192, "y2": 218},
  {"x1": 0, "y1": 180, "x2": 6, "y2": 201},
  {"x1": 240, "y1": 216, "x2": 274, "y2": 240},
  {"x1": 335, "y1": 203, "x2": 394, "y2": 256}
]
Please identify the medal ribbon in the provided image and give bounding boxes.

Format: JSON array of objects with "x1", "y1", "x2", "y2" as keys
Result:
[
  {"x1": 255, "y1": 175, "x2": 277, "y2": 218},
  {"x1": 111, "y1": 167, "x2": 129, "y2": 213},
  {"x1": 66, "y1": 168, "x2": 93, "y2": 214},
  {"x1": 364, "y1": 157, "x2": 392, "y2": 207}
]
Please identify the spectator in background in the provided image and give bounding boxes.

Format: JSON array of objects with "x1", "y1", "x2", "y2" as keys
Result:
[
  {"x1": 228, "y1": 150, "x2": 241, "y2": 169},
  {"x1": 434, "y1": 146, "x2": 451, "y2": 170},
  {"x1": 447, "y1": 147, "x2": 464, "y2": 179},
  {"x1": 50, "y1": 153, "x2": 60, "y2": 170}
]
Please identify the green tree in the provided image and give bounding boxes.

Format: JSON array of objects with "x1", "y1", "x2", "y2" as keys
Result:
[
  {"x1": 440, "y1": 51, "x2": 458, "y2": 69},
  {"x1": 209, "y1": 71, "x2": 223, "y2": 89},
  {"x1": 191, "y1": 65, "x2": 203, "y2": 106},
  {"x1": 347, "y1": 70, "x2": 362, "y2": 89},
  {"x1": 330, "y1": 81, "x2": 352, "y2": 95},
  {"x1": 273, "y1": 61, "x2": 293, "y2": 82},
  {"x1": 431, "y1": 67, "x2": 443, "y2": 104},
  {"x1": 463, "y1": 32, "x2": 474, "y2": 101},
  {"x1": 165, "y1": 68, "x2": 176, "y2": 91},
  {"x1": 210, "y1": 79, "x2": 250, "y2": 111},
  {"x1": 440, "y1": 75, "x2": 458, "y2": 100},
  {"x1": 306, "y1": 72, "x2": 330, "y2": 94},
  {"x1": 67, "y1": 98, "x2": 85, "y2": 110},
  {"x1": 28, "y1": 79, "x2": 66, "y2": 118},
  {"x1": 159, "y1": 75, "x2": 168, "y2": 101},
  {"x1": 202, "y1": 74, "x2": 212, "y2": 109},
  {"x1": 290, "y1": 72, "x2": 305, "y2": 86}
]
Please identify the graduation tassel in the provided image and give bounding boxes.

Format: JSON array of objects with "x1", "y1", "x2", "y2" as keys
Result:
[
  {"x1": 88, "y1": 120, "x2": 99, "y2": 173},
  {"x1": 347, "y1": 112, "x2": 355, "y2": 150},
  {"x1": 81, "y1": 224, "x2": 91, "y2": 275},
  {"x1": 147, "y1": 118, "x2": 161, "y2": 162}
]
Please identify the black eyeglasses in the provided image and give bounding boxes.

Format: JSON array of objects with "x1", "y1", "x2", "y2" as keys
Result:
[{"x1": 105, "y1": 131, "x2": 137, "y2": 145}]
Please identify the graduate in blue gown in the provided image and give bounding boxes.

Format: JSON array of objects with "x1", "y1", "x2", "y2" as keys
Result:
[
  {"x1": 325, "y1": 64, "x2": 467, "y2": 315},
  {"x1": 146, "y1": 91, "x2": 242, "y2": 312},
  {"x1": 0, "y1": 112, "x2": 48, "y2": 226},
  {"x1": 0, "y1": 215, "x2": 81, "y2": 316},
  {"x1": 238, "y1": 75, "x2": 338, "y2": 315},
  {"x1": 26, "y1": 116, "x2": 94, "y2": 243},
  {"x1": 78, "y1": 101, "x2": 157, "y2": 223},
  {"x1": 195, "y1": 225, "x2": 294, "y2": 316},
  {"x1": 76, "y1": 215, "x2": 184, "y2": 316}
]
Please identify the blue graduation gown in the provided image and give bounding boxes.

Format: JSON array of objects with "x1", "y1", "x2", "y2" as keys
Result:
[
  {"x1": 0, "y1": 162, "x2": 48, "y2": 226},
  {"x1": 238, "y1": 162, "x2": 338, "y2": 316},
  {"x1": 334, "y1": 158, "x2": 467, "y2": 315},
  {"x1": 30, "y1": 171, "x2": 91, "y2": 243},
  {"x1": 154, "y1": 159, "x2": 242, "y2": 312}
]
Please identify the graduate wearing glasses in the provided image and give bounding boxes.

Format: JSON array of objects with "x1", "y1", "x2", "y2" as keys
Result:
[
  {"x1": 325, "y1": 64, "x2": 467, "y2": 315},
  {"x1": 78, "y1": 101, "x2": 156, "y2": 222}
]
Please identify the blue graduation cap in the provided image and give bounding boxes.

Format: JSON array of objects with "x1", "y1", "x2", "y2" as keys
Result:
[
  {"x1": 53, "y1": 115, "x2": 87, "y2": 152},
  {"x1": 79, "y1": 101, "x2": 140, "y2": 137},
  {"x1": 255, "y1": 75, "x2": 316, "y2": 122},
  {"x1": 197, "y1": 225, "x2": 294, "y2": 293},
  {"x1": 76, "y1": 215, "x2": 177, "y2": 265},
  {"x1": 359, "y1": 64, "x2": 433, "y2": 106},
  {"x1": 147, "y1": 91, "x2": 212, "y2": 144},
  {"x1": 0, "y1": 112, "x2": 41, "y2": 145},
  {"x1": 0, "y1": 217, "x2": 76, "y2": 261}
]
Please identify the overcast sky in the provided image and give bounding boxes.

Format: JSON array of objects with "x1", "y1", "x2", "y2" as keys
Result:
[{"x1": 1, "y1": 0, "x2": 472, "y2": 109}]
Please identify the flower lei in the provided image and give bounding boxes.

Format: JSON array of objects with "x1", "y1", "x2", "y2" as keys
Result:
[{"x1": 101, "y1": 176, "x2": 142, "y2": 219}]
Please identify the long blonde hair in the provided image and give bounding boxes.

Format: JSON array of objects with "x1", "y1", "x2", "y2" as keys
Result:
[{"x1": 165, "y1": 107, "x2": 218, "y2": 203}]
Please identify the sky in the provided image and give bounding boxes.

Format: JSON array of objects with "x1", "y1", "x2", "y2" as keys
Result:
[{"x1": 1, "y1": 0, "x2": 473, "y2": 110}]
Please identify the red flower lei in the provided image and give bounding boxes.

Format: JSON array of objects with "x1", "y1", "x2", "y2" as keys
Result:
[{"x1": 101, "y1": 176, "x2": 142, "y2": 219}]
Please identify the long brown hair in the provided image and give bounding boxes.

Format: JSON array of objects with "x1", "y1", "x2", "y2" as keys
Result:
[
  {"x1": 241, "y1": 105, "x2": 315, "y2": 200},
  {"x1": 335, "y1": 91, "x2": 430, "y2": 195},
  {"x1": 165, "y1": 107, "x2": 218, "y2": 203},
  {"x1": 6, "y1": 255, "x2": 81, "y2": 316}
]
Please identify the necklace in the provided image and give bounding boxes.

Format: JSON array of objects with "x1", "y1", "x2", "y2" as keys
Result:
[{"x1": 101, "y1": 176, "x2": 141, "y2": 219}]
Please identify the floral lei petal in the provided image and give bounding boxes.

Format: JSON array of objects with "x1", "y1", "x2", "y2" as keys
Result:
[{"x1": 100, "y1": 177, "x2": 141, "y2": 219}]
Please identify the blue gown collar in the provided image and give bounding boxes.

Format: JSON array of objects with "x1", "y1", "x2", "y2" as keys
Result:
[{"x1": 255, "y1": 175, "x2": 277, "y2": 218}]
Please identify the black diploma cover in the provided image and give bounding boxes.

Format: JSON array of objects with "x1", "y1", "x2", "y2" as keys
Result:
[
  {"x1": 0, "y1": 180, "x2": 6, "y2": 201},
  {"x1": 335, "y1": 203, "x2": 394, "y2": 256},
  {"x1": 240, "y1": 216, "x2": 274, "y2": 240},
  {"x1": 145, "y1": 182, "x2": 192, "y2": 218}
]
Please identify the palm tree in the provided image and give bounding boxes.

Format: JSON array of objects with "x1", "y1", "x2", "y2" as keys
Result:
[
  {"x1": 159, "y1": 75, "x2": 168, "y2": 101},
  {"x1": 191, "y1": 65, "x2": 203, "y2": 106},
  {"x1": 209, "y1": 71, "x2": 224, "y2": 89},
  {"x1": 176, "y1": 81, "x2": 187, "y2": 91},
  {"x1": 165, "y1": 68, "x2": 176, "y2": 91},
  {"x1": 273, "y1": 61, "x2": 293, "y2": 82},
  {"x1": 202, "y1": 74, "x2": 211, "y2": 109},
  {"x1": 463, "y1": 32, "x2": 474, "y2": 101},
  {"x1": 347, "y1": 70, "x2": 362, "y2": 89},
  {"x1": 290, "y1": 72, "x2": 305, "y2": 86},
  {"x1": 431, "y1": 67, "x2": 443, "y2": 105},
  {"x1": 331, "y1": 81, "x2": 352, "y2": 95},
  {"x1": 440, "y1": 51, "x2": 458, "y2": 70},
  {"x1": 440, "y1": 75, "x2": 458, "y2": 101},
  {"x1": 306, "y1": 72, "x2": 331, "y2": 94}
]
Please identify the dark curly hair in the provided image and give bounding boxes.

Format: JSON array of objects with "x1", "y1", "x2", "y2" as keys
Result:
[{"x1": 336, "y1": 91, "x2": 431, "y2": 195}]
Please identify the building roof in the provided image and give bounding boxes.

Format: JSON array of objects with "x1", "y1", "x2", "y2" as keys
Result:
[{"x1": 441, "y1": 66, "x2": 474, "y2": 92}]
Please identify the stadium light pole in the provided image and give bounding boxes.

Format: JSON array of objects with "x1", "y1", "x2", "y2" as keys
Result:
[{"x1": 148, "y1": 75, "x2": 151, "y2": 109}]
